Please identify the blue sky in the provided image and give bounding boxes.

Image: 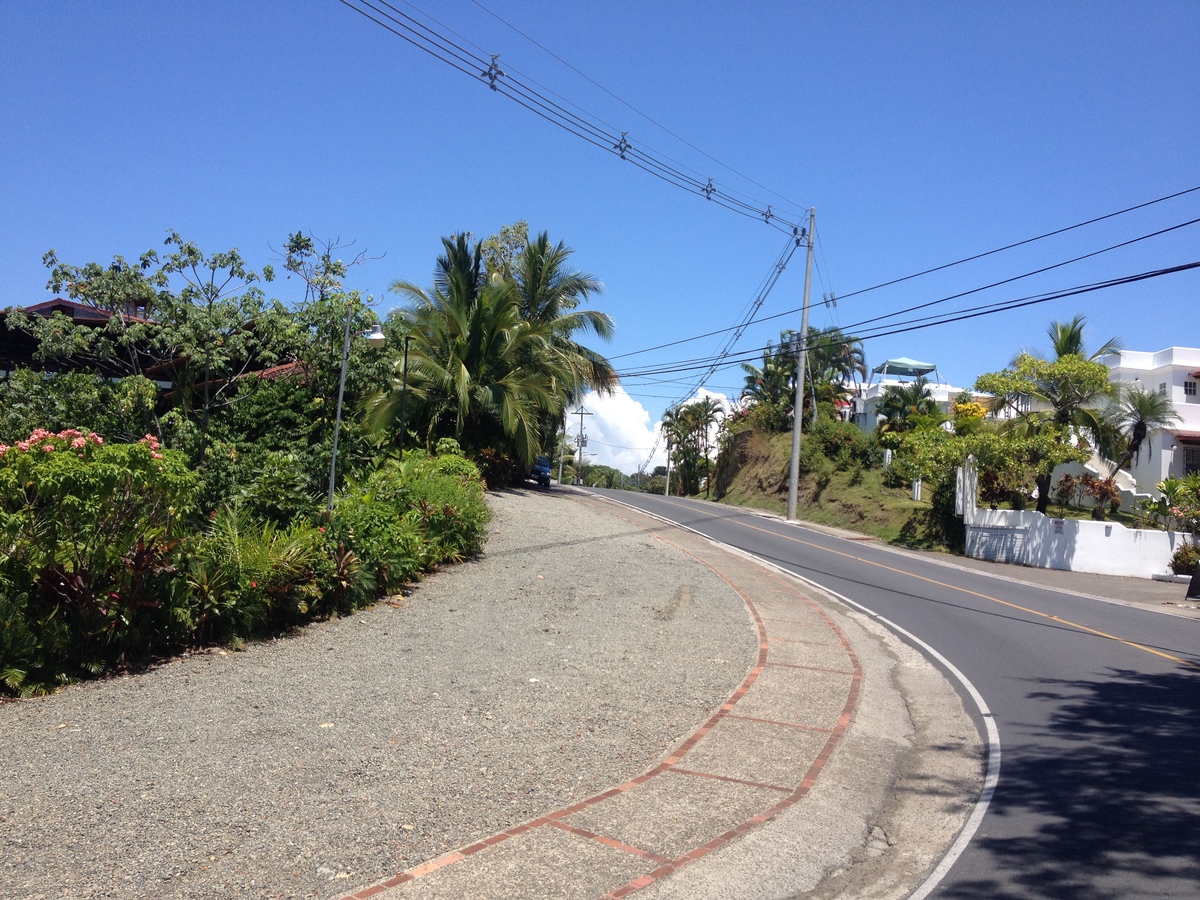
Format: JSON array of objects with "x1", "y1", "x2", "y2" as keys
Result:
[{"x1": 2, "y1": 1, "x2": 1197, "y2": 472}]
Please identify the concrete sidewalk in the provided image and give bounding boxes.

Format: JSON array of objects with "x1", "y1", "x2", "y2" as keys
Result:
[{"x1": 338, "y1": 496, "x2": 982, "y2": 900}]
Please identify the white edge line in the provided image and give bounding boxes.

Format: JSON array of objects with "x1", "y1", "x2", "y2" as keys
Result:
[{"x1": 581, "y1": 489, "x2": 1001, "y2": 900}]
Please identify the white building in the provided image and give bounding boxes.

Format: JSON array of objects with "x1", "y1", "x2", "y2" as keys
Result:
[
  {"x1": 850, "y1": 357, "x2": 1003, "y2": 432},
  {"x1": 1104, "y1": 346, "x2": 1200, "y2": 490}
]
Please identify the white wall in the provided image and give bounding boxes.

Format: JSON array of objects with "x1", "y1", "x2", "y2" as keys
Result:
[{"x1": 957, "y1": 459, "x2": 1192, "y2": 578}]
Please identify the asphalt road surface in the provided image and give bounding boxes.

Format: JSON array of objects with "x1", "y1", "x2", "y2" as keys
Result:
[{"x1": 589, "y1": 489, "x2": 1200, "y2": 899}]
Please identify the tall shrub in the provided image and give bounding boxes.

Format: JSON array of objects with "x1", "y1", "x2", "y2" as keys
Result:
[{"x1": 0, "y1": 430, "x2": 197, "y2": 692}]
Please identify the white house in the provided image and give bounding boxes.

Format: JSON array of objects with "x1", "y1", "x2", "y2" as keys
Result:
[
  {"x1": 850, "y1": 357, "x2": 1004, "y2": 433},
  {"x1": 1104, "y1": 346, "x2": 1200, "y2": 491}
]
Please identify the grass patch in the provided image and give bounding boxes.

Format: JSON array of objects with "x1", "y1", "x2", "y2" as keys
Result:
[{"x1": 714, "y1": 431, "x2": 937, "y2": 545}]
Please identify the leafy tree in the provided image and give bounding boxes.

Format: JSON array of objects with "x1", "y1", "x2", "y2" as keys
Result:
[
  {"x1": 505, "y1": 230, "x2": 616, "y2": 446},
  {"x1": 373, "y1": 231, "x2": 615, "y2": 475},
  {"x1": 480, "y1": 220, "x2": 529, "y2": 278},
  {"x1": 975, "y1": 352, "x2": 1115, "y2": 513},
  {"x1": 741, "y1": 333, "x2": 797, "y2": 407},
  {"x1": 807, "y1": 325, "x2": 867, "y2": 385},
  {"x1": 13, "y1": 233, "x2": 288, "y2": 446},
  {"x1": 662, "y1": 397, "x2": 723, "y2": 495},
  {"x1": 896, "y1": 426, "x2": 1090, "y2": 511},
  {"x1": 805, "y1": 326, "x2": 866, "y2": 423},
  {"x1": 0, "y1": 371, "x2": 157, "y2": 444}
]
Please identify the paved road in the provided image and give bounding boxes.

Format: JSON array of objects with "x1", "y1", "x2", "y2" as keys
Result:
[{"x1": 590, "y1": 490, "x2": 1200, "y2": 899}]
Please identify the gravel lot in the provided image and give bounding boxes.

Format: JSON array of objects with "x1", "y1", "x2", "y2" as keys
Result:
[{"x1": 0, "y1": 488, "x2": 758, "y2": 899}]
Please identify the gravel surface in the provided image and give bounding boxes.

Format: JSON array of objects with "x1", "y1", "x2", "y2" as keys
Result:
[{"x1": 0, "y1": 488, "x2": 758, "y2": 899}]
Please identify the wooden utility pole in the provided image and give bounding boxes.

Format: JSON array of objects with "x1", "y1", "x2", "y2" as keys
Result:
[
  {"x1": 573, "y1": 406, "x2": 592, "y2": 485},
  {"x1": 787, "y1": 208, "x2": 815, "y2": 522}
]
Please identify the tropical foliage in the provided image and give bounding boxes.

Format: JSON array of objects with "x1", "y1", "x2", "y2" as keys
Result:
[
  {"x1": 662, "y1": 397, "x2": 724, "y2": 496},
  {"x1": 1105, "y1": 384, "x2": 1181, "y2": 473},
  {"x1": 876, "y1": 377, "x2": 943, "y2": 437},
  {"x1": 0, "y1": 426, "x2": 487, "y2": 697},
  {"x1": 370, "y1": 229, "x2": 616, "y2": 478},
  {"x1": 739, "y1": 327, "x2": 865, "y2": 431},
  {"x1": 975, "y1": 350, "x2": 1115, "y2": 514},
  {"x1": 0, "y1": 229, "x2": 532, "y2": 696}
]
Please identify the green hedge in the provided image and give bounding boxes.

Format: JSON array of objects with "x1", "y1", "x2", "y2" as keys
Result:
[{"x1": 0, "y1": 430, "x2": 488, "y2": 697}]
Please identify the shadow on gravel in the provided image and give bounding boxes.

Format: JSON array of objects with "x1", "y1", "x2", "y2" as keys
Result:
[{"x1": 945, "y1": 666, "x2": 1200, "y2": 899}]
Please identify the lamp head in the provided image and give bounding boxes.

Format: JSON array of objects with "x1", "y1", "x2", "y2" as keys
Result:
[{"x1": 364, "y1": 324, "x2": 386, "y2": 348}]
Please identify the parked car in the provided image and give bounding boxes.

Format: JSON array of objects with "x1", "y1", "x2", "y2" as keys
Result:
[{"x1": 530, "y1": 455, "x2": 552, "y2": 488}]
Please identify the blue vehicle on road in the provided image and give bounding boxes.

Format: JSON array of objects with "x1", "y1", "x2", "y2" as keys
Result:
[{"x1": 530, "y1": 455, "x2": 552, "y2": 488}]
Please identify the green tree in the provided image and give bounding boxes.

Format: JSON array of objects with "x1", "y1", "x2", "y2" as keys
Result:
[
  {"x1": 975, "y1": 353, "x2": 1114, "y2": 513},
  {"x1": 876, "y1": 377, "x2": 940, "y2": 436},
  {"x1": 1044, "y1": 314, "x2": 1122, "y2": 362},
  {"x1": 374, "y1": 232, "x2": 616, "y2": 475},
  {"x1": 505, "y1": 230, "x2": 617, "y2": 446},
  {"x1": 1106, "y1": 384, "x2": 1181, "y2": 473},
  {"x1": 16, "y1": 234, "x2": 286, "y2": 447},
  {"x1": 376, "y1": 235, "x2": 571, "y2": 471},
  {"x1": 662, "y1": 398, "x2": 723, "y2": 496},
  {"x1": 741, "y1": 334, "x2": 797, "y2": 406}
]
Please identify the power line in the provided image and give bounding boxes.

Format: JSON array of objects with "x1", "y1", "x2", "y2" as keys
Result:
[
  {"x1": 463, "y1": 0, "x2": 807, "y2": 216},
  {"x1": 609, "y1": 206, "x2": 1200, "y2": 362},
  {"x1": 615, "y1": 261, "x2": 1200, "y2": 380},
  {"x1": 633, "y1": 226, "x2": 805, "y2": 472},
  {"x1": 337, "y1": 0, "x2": 807, "y2": 234}
]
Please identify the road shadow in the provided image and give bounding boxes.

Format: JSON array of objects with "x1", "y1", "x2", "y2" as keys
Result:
[{"x1": 944, "y1": 665, "x2": 1200, "y2": 898}]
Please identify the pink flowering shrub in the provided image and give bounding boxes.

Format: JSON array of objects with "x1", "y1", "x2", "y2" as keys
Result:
[{"x1": 0, "y1": 429, "x2": 198, "y2": 694}]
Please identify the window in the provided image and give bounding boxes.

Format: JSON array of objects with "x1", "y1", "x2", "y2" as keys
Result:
[
  {"x1": 1186, "y1": 380, "x2": 1197, "y2": 398},
  {"x1": 1185, "y1": 447, "x2": 1200, "y2": 476},
  {"x1": 1159, "y1": 382, "x2": 1168, "y2": 396}
]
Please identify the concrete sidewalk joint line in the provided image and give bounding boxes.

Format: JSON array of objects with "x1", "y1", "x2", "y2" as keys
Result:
[{"x1": 339, "y1": 496, "x2": 865, "y2": 900}]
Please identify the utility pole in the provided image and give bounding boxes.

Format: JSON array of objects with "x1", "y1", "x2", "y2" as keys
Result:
[
  {"x1": 557, "y1": 409, "x2": 567, "y2": 486},
  {"x1": 573, "y1": 405, "x2": 592, "y2": 485},
  {"x1": 787, "y1": 208, "x2": 815, "y2": 522},
  {"x1": 663, "y1": 437, "x2": 672, "y2": 497}
]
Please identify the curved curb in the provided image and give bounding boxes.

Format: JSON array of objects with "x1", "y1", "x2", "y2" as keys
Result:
[
  {"x1": 588, "y1": 490, "x2": 1000, "y2": 900},
  {"x1": 339, "y1": 495, "x2": 863, "y2": 900}
]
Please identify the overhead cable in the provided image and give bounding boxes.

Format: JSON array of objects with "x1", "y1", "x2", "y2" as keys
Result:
[
  {"x1": 336, "y1": 0, "x2": 806, "y2": 233},
  {"x1": 609, "y1": 208, "x2": 1200, "y2": 361},
  {"x1": 615, "y1": 261, "x2": 1200, "y2": 380}
]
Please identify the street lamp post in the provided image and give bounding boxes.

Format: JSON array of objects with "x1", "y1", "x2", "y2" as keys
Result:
[
  {"x1": 396, "y1": 332, "x2": 412, "y2": 456},
  {"x1": 327, "y1": 304, "x2": 386, "y2": 511}
]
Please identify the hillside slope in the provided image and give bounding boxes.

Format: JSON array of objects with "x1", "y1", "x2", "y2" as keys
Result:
[{"x1": 712, "y1": 429, "x2": 963, "y2": 551}]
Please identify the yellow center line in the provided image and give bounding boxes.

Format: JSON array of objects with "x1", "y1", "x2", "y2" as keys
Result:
[{"x1": 725, "y1": 514, "x2": 1200, "y2": 671}]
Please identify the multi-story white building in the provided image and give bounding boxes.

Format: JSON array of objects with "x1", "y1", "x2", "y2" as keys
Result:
[
  {"x1": 849, "y1": 357, "x2": 1004, "y2": 432},
  {"x1": 1104, "y1": 346, "x2": 1200, "y2": 490}
]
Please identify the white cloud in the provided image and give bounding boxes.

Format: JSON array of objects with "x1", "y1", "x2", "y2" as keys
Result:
[{"x1": 564, "y1": 386, "x2": 732, "y2": 475}]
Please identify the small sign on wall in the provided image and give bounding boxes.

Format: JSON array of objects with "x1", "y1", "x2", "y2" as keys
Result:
[{"x1": 1053, "y1": 519, "x2": 1064, "y2": 534}]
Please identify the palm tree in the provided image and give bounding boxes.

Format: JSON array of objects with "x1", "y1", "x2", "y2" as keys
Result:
[
  {"x1": 508, "y1": 232, "x2": 617, "y2": 445},
  {"x1": 371, "y1": 235, "x2": 570, "y2": 469},
  {"x1": 800, "y1": 326, "x2": 866, "y2": 425},
  {"x1": 660, "y1": 397, "x2": 722, "y2": 496},
  {"x1": 741, "y1": 334, "x2": 796, "y2": 406},
  {"x1": 691, "y1": 396, "x2": 724, "y2": 496},
  {"x1": 807, "y1": 326, "x2": 867, "y2": 386},
  {"x1": 876, "y1": 378, "x2": 939, "y2": 434},
  {"x1": 1045, "y1": 315, "x2": 1122, "y2": 362},
  {"x1": 1107, "y1": 385, "x2": 1181, "y2": 473}
]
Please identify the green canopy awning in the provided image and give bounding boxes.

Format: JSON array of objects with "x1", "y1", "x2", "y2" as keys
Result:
[{"x1": 871, "y1": 357, "x2": 936, "y2": 377}]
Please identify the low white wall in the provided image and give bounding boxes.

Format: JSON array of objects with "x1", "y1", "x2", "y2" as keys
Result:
[
  {"x1": 964, "y1": 508, "x2": 1193, "y2": 578},
  {"x1": 957, "y1": 459, "x2": 1193, "y2": 578}
]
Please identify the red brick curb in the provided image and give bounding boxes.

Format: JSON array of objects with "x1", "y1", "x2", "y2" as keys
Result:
[{"x1": 340, "y1": 501, "x2": 863, "y2": 900}]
